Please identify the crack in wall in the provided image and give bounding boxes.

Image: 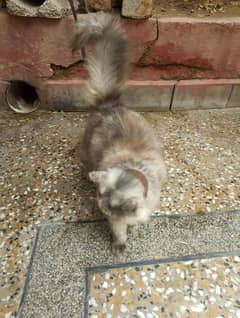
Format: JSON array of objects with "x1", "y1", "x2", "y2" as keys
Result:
[
  {"x1": 149, "y1": 58, "x2": 213, "y2": 71},
  {"x1": 137, "y1": 18, "x2": 159, "y2": 66},
  {"x1": 50, "y1": 60, "x2": 83, "y2": 79},
  {"x1": 138, "y1": 52, "x2": 213, "y2": 72}
]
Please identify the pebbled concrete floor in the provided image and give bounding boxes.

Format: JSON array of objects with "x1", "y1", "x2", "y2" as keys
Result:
[
  {"x1": 20, "y1": 211, "x2": 240, "y2": 318},
  {"x1": 0, "y1": 108, "x2": 240, "y2": 317}
]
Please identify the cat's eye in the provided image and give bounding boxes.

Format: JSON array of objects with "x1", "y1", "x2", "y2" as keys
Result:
[{"x1": 123, "y1": 201, "x2": 137, "y2": 212}]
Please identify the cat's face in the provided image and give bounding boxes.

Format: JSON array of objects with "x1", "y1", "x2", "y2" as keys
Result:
[{"x1": 89, "y1": 168, "x2": 144, "y2": 218}]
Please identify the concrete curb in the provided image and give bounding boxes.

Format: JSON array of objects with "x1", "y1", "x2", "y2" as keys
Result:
[
  {"x1": 172, "y1": 79, "x2": 240, "y2": 111},
  {"x1": 37, "y1": 79, "x2": 176, "y2": 111},
  {"x1": 34, "y1": 79, "x2": 240, "y2": 111},
  {"x1": 41, "y1": 79, "x2": 240, "y2": 111},
  {"x1": 1, "y1": 79, "x2": 240, "y2": 112}
]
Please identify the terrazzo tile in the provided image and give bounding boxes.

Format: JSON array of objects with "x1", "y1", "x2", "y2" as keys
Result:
[
  {"x1": 88, "y1": 255, "x2": 240, "y2": 318},
  {"x1": 17, "y1": 211, "x2": 240, "y2": 317},
  {"x1": 148, "y1": 110, "x2": 240, "y2": 216},
  {"x1": 0, "y1": 112, "x2": 99, "y2": 318},
  {"x1": 0, "y1": 109, "x2": 240, "y2": 317}
]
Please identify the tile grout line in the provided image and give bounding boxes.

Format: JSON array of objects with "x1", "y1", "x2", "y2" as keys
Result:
[
  {"x1": 16, "y1": 227, "x2": 41, "y2": 318},
  {"x1": 226, "y1": 84, "x2": 235, "y2": 107},
  {"x1": 36, "y1": 209, "x2": 240, "y2": 228},
  {"x1": 84, "y1": 270, "x2": 90, "y2": 318},
  {"x1": 85, "y1": 250, "x2": 240, "y2": 274},
  {"x1": 169, "y1": 81, "x2": 177, "y2": 111}
]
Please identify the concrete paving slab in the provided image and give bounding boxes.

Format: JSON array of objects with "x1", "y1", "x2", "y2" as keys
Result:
[
  {"x1": 121, "y1": 80, "x2": 175, "y2": 111},
  {"x1": 227, "y1": 85, "x2": 240, "y2": 108},
  {"x1": 172, "y1": 80, "x2": 233, "y2": 110},
  {"x1": 88, "y1": 255, "x2": 240, "y2": 317},
  {"x1": 19, "y1": 210, "x2": 240, "y2": 318},
  {"x1": 44, "y1": 80, "x2": 175, "y2": 111}
]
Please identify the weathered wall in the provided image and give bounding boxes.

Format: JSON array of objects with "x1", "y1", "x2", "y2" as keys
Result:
[
  {"x1": 0, "y1": 11, "x2": 240, "y2": 111},
  {"x1": 1, "y1": 13, "x2": 240, "y2": 82}
]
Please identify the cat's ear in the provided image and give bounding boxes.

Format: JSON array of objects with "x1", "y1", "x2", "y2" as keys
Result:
[{"x1": 88, "y1": 171, "x2": 107, "y2": 184}]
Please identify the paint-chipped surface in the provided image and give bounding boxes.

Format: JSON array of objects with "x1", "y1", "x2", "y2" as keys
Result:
[
  {"x1": 89, "y1": 256, "x2": 240, "y2": 317},
  {"x1": 0, "y1": 109, "x2": 240, "y2": 317}
]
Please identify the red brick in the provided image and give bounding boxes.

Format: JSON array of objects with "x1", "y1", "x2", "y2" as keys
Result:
[
  {"x1": 172, "y1": 79, "x2": 233, "y2": 110},
  {"x1": 123, "y1": 18, "x2": 157, "y2": 63},
  {"x1": 0, "y1": 12, "x2": 157, "y2": 82},
  {"x1": 147, "y1": 17, "x2": 240, "y2": 79},
  {"x1": 0, "y1": 12, "x2": 80, "y2": 81}
]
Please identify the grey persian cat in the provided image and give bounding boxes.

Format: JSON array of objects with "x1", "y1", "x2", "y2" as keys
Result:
[{"x1": 73, "y1": 12, "x2": 166, "y2": 253}]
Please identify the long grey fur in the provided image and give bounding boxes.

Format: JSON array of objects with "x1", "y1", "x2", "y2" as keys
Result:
[{"x1": 73, "y1": 12, "x2": 128, "y2": 107}]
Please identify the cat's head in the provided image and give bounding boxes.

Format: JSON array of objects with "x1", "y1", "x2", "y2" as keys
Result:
[{"x1": 89, "y1": 167, "x2": 147, "y2": 218}]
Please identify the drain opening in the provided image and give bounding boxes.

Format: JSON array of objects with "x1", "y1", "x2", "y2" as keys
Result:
[
  {"x1": 21, "y1": 0, "x2": 46, "y2": 6},
  {"x1": 6, "y1": 81, "x2": 40, "y2": 113}
]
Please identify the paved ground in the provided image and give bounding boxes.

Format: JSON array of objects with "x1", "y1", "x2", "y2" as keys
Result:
[
  {"x1": 0, "y1": 108, "x2": 240, "y2": 317},
  {"x1": 88, "y1": 254, "x2": 240, "y2": 318},
  {"x1": 19, "y1": 211, "x2": 240, "y2": 318}
]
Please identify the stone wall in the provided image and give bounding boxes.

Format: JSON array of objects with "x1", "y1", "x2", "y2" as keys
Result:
[
  {"x1": 3, "y1": 0, "x2": 115, "y2": 18},
  {"x1": 2, "y1": 0, "x2": 153, "y2": 18}
]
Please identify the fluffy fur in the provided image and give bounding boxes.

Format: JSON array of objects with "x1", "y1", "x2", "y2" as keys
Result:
[{"x1": 73, "y1": 12, "x2": 167, "y2": 253}]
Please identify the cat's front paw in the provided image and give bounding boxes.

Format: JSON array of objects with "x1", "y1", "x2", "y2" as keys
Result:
[{"x1": 112, "y1": 242, "x2": 126, "y2": 256}]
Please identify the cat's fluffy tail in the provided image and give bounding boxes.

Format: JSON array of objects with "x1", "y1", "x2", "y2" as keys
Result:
[{"x1": 72, "y1": 12, "x2": 128, "y2": 108}]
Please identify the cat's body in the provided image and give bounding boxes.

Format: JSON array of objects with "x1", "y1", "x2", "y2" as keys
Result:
[{"x1": 73, "y1": 13, "x2": 166, "y2": 252}]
